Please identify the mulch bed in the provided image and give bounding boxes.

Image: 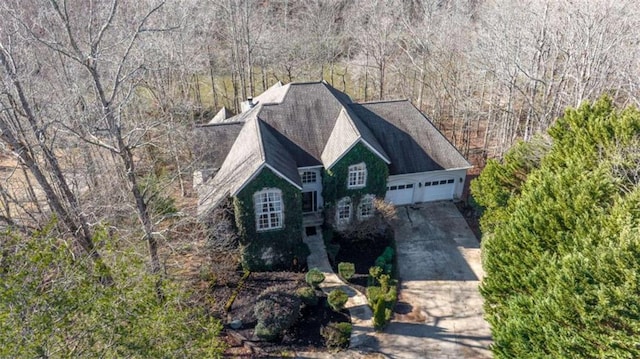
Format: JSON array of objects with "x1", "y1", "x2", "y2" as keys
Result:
[
  {"x1": 211, "y1": 271, "x2": 350, "y2": 356},
  {"x1": 330, "y1": 231, "x2": 394, "y2": 293},
  {"x1": 200, "y1": 228, "x2": 395, "y2": 356}
]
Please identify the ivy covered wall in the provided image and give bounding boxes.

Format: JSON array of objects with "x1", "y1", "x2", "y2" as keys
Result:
[
  {"x1": 233, "y1": 167, "x2": 308, "y2": 271},
  {"x1": 322, "y1": 141, "x2": 389, "y2": 205}
]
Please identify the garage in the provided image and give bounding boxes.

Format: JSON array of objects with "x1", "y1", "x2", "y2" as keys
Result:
[
  {"x1": 385, "y1": 182, "x2": 415, "y2": 205},
  {"x1": 416, "y1": 178, "x2": 455, "y2": 202},
  {"x1": 385, "y1": 170, "x2": 466, "y2": 205}
]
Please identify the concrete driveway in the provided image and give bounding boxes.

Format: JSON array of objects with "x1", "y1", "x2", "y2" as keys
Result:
[{"x1": 372, "y1": 201, "x2": 492, "y2": 358}]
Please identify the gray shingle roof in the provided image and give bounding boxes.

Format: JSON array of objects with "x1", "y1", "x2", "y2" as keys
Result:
[
  {"x1": 195, "y1": 82, "x2": 471, "y2": 215},
  {"x1": 192, "y1": 122, "x2": 244, "y2": 171},
  {"x1": 252, "y1": 81, "x2": 288, "y2": 104},
  {"x1": 321, "y1": 108, "x2": 390, "y2": 168},
  {"x1": 197, "y1": 115, "x2": 301, "y2": 217},
  {"x1": 349, "y1": 100, "x2": 471, "y2": 174},
  {"x1": 208, "y1": 107, "x2": 232, "y2": 124},
  {"x1": 257, "y1": 82, "x2": 348, "y2": 163}
]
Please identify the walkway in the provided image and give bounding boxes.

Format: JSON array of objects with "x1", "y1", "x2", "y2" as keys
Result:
[
  {"x1": 297, "y1": 202, "x2": 491, "y2": 358},
  {"x1": 302, "y1": 230, "x2": 376, "y2": 349}
]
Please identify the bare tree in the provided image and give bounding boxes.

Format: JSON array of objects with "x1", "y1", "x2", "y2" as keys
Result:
[{"x1": 0, "y1": 0, "x2": 199, "y2": 291}]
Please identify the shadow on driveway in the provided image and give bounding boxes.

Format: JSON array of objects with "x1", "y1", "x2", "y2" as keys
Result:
[{"x1": 371, "y1": 201, "x2": 492, "y2": 359}]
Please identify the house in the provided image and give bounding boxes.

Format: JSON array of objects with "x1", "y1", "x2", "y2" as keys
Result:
[{"x1": 193, "y1": 81, "x2": 471, "y2": 270}]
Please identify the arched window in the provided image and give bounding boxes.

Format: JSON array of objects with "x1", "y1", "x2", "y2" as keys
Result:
[
  {"x1": 336, "y1": 197, "x2": 352, "y2": 224},
  {"x1": 254, "y1": 189, "x2": 284, "y2": 231},
  {"x1": 358, "y1": 195, "x2": 375, "y2": 219}
]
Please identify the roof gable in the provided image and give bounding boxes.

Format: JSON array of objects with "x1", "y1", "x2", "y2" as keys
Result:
[
  {"x1": 197, "y1": 116, "x2": 301, "y2": 217},
  {"x1": 208, "y1": 107, "x2": 231, "y2": 124},
  {"x1": 252, "y1": 81, "x2": 289, "y2": 105},
  {"x1": 321, "y1": 108, "x2": 390, "y2": 169}
]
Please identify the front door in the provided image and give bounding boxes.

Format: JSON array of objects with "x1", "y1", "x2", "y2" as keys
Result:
[{"x1": 302, "y1": 191, "x2": 318, "y2": 213}]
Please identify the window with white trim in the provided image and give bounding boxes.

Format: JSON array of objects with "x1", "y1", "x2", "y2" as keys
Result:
[
  {"x1": 301, "y1": 171, "x2": 317, "y2": 184},
  {"x1": 254, "y1": 189, "x2": 284, "y2": 231},
  {"x1": 336, "y1": 197, "x2": 352, "y2": 223},
  {"x1": 347, "y1": 163, "x2": 367, "y2": 188},
  {"x1": 358, "y1": 195, "x2": 375, "y2": 219}
]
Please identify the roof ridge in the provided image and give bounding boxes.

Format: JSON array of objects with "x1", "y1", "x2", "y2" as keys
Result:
[
  {"x1": 252, "y1": 117, "x2": 267, "y2": 163},
  {"x1": 288, "y1": 80, "x2": 324, "y2": 86},
  {"x1": 354, "y1": 99, "x2": 409, "y2": 105},
  {"x1": 196, "y1": 121, "x2": 244, "y2": 128},
  {"x1": 340, "y1": 107, "x2": 361, "y2": 139}
]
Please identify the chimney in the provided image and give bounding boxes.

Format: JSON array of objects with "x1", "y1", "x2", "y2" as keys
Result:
[{"x1": 240, "y1": 97, "x2": 255, "y2": 112}]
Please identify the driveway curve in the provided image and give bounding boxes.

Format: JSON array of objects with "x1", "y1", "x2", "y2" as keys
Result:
[{"x1": 372, "y1": 201, "x2": 492, "y2": 358}]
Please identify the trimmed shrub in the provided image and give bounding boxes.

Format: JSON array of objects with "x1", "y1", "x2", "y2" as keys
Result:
[
  {"x1": 367, "y1": 273, "x2": 398, "y2": 329},
  {"x1": 384, "y1": 263, "x2": 393, "y2": 275},
  {"x1": 254, "y1": 322, "x2": 279, "y2": 341},
  {"x1": 327, "y1": 289, "x2": 349, "y2": 312},
  {"x1": 253, "y1": 287, "x2": 301, "y2": 341},
  {"x1": 368, "y1": 266, "x2": 383, "y2": 286},
  {"x1": 296, "y1": 286, "x2": 318, "y2": 306},
  {"x1": 366, "y1": 286, "x2": 383, "y2": 308},
  {"x1": 375, "y1": 255, "x2": 386, "y2": 268},
  {"x1": 338, "y1": 262, "x2": 355, "y2": 280},
  {"x1": 373, "y1": 297, "x2": 386, "y2": 330},
  {"x1": 305, "y1": 268, "x2": 325, "y2": 288},
  {"x1": 382, "y1": 246, "x2": 394, "y2": 262},
  {"x1": 321, "y1": 322, "x2": 353, "y2": 349}
]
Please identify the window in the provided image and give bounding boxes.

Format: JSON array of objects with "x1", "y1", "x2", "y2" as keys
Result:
[
  {"x1": 424, "y1": 182, "x2": 431, "y2": 186},
  {"x1": 347, "y1": 163, "x2": 367, "y2": 188},
  {"x1": 254, "y1": 189, "x2": 283, "y2": 231},
  {"x1": 439, "y1": 180, "x2": 447, "y2": 185},
  {"x1": 447, "y1": 179, "x2": 455, "y2": 184},
  {"x1": 301, "y1": 171, "x2": 317, "y2": 184},
  {"x1": 358, "y1": 195, "x2": 375, "y2": 219},
  {"x1": 336, "y1": 197, "x2": 352, "y2": 223}
]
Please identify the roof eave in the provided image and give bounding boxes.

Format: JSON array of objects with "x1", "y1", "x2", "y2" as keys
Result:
[{"x1": 229, "y1": 163, "x2": 303, "y2": 197}]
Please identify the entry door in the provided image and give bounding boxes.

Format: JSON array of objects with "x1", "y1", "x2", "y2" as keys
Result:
[{"x1": 302, "y1": 191, "x2": 318, "y2": 213}]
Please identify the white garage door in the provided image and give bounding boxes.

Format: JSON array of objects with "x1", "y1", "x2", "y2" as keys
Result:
[
  {"x1": 385, "y1": 183, "x2": 415, "y2": 205},
  {"x1": 418, "y1": 178, "x2": 455, "y2": 202}
]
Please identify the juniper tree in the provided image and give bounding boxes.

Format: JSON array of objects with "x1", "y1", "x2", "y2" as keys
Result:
[{"x1": 473, "y1": 97, "x2": 640, "y2": 358}]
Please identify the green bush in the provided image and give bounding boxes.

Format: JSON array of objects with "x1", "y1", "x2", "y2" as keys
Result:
[
  {"x1": 321, "y1": 322, "x2": 352, "y2": 349},
  {"x1": 254, "y1": 322, "x2": 280, "y2": 341},
  {"x1": 384, "y1": 263, "x2": 393, "y2": 275},
  {"x1": 296, "y1": 286, "x2": 318, "y2": 306},
  {"x1": 375, "y1": 255, "x2": 386, "y2": 268},
  {"x1": 368, "y1": 266, "x2": 383, "y2": 286},
  {"x1": 338, "y1": 262, "x2": 355, "y2": 280},
  {"x1": 327, "y1": 289, "x2": 349, "y2": 312},
  {"x1": 373, "y1": 297, "x2": 386, "y2": 330},
  {"x1": 367, "y1": 273, "x2": 398, "y2": 329},
  {"x1": 253, "y1": 287, "x2": 301, "y2": 341},
  {"x1": 366, "y1": 286, "x2": 383, "y2": 308},
  {"x1": 305, "y1": 268, "x2": 325, "y2": 288},
  {"x1": 382, "y1": 246, "x2": 394, "y2": 262}
]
